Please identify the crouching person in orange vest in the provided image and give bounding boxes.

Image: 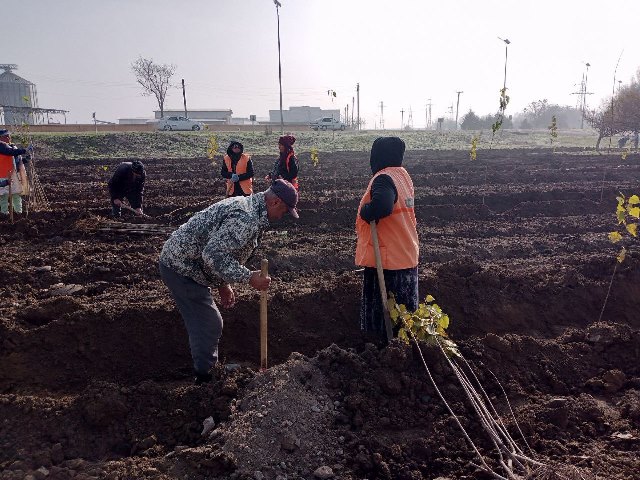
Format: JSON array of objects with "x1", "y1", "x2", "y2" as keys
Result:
[
  {"x1": 221, "y1": 141, "x2": 254, "y2": 197},
  {"x1": 355, "y1": 137, "x2": 419, "y2": 335}
]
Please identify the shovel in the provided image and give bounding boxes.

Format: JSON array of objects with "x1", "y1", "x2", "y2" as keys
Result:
[
  {"x1": 120, "y1": 203, "x2": 151, "y2": 218},
  {"x1": 370, "y1": 221, "x2": 394, "y2": 343},
  {"x1": 260, "y1": 258, "x2": 269, "y2": 370}
]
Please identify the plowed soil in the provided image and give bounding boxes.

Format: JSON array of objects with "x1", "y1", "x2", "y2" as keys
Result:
[{"x1": 1, "y1": 147, "x2": 639, "y2": 479}]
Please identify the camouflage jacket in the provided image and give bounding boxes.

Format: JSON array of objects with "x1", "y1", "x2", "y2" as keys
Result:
[{"x1": 160, "y1": 193, "x2": 269, "y2": 287}]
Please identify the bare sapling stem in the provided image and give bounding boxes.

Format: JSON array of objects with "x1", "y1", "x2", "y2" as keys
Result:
[
  {"x1": 260, "y1": 259, "x2": 269, "y2": 370},
  {"x1": 409, "y1": 331, "x2": 506, "y2": 479},
  {"x1": 431, "y1": 334, "x2": 544, "y2": 477},
  {"x1": 8, "y1": 171, "x2": 13, "y2": 223},
  {"x1": 598, "y1": 261, "x2": 618, "y2": 322},
  {"x1": 486, "y1": 368, "x2": 533, "y2": 454},
  {"x1": 460, "y1": 358, "x2": 529, "y2": 455},
  {"x1": 444, "y1": 348, "x2": 518, "y2": 468},
  {"x1": 451, "y1": 351, "x2": 543, "y2": 470},
  {"x1": 483, "y1": 163, "x2": 488, "y2": 206}
]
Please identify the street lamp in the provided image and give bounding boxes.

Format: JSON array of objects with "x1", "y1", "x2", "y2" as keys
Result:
[
  {"x1": 581, "y1": 62, "x2": 591, "y2": 129},
  {"x1": 274, "y1": 0, "x2": 284, "y2": 134},
  {"x1": 498, "y1": 37, "x2": 511, "y2": 91},
  {"x1": 455, "y1": 91, "x2": 463, "y2": 130}
]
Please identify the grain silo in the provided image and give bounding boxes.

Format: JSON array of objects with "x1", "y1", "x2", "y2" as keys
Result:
[
  {"x1": 0, "y1": 64, "x2": 38, "y2": 125},
  {"x1": 0, "y1": 64, "x2": 66, "y2": 125}
]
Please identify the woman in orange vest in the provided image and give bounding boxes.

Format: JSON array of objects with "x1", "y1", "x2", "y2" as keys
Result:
[
  {"x1": 221, "y1": 141, "x2": 254, "y2": 197},
  {"x1": 355, "y1": 137, "x2": 419, "y2": 335},
  {"x1": 266, "y1": 135, "x2": 299, "y2": 190}
]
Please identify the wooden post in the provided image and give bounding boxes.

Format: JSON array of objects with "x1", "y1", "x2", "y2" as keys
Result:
[
  {"x1": 370, "y1": 221, "x2": 394, "y2": 343},
  {"x1": 8, "y1": 167, "x2": 13, "y2": 223},
  {"x1": 260, "y1": 258, "x2": 269, "y2": 370}
]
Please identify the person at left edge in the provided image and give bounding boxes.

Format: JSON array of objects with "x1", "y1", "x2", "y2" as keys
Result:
[{"x1": 0, "y1": 129, "x2": 30, "y2": 216}]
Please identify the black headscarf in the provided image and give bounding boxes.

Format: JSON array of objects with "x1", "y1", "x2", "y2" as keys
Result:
[
  {"x1": 369, "y1": 137, "x2": 405, "y2": 174},
  {"x1": 226, "y1": 141, "x2": 244, "y2": 162}
]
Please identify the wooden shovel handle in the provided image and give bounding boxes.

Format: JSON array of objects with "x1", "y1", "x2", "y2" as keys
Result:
[
  {"x1": 370, "y1": 221, "x2": 394, "y2": 343},
  {"x1": 260, "y1": 259, "x2": 269, "y2": 370}
]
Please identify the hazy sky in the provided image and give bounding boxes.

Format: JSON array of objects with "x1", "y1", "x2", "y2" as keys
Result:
[{"x1": 8, "y1": 0, "x2": 640, "y2": 128}]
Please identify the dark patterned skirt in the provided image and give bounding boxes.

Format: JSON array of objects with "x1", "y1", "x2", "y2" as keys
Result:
[{"x1": 360, "y1": 266, "x2": 419, "y2": 334}]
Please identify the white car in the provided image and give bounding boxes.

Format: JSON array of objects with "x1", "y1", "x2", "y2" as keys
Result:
[
  {"x1": 157, "y1": 116, "x2": 205, "y2": 131},
  {"x1": 310, "y1": 117, "x2": 346, "y2": 131}
]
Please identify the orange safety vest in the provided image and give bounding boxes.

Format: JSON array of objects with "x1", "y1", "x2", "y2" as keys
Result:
[
  {"x1": 0, "y1": 153, "x2": 14, "y2": 179},
  {"x1": 355, "y1": 167, "x2": 419, "y2": 269},
  {"x1": 0, "y1": 152, "x2": 26, "y2": 195},
  {"x1": 224, "y1": 153, "x2": 253, "y2": 196}
]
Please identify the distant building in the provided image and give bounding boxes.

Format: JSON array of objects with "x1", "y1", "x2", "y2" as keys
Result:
[
  {"x1": 269, "y1": 106, "x2": 340, "y2": 124},
  {"x1": 229, "y1": 116, "x2": 269, "y2": 125},
  {"x1": 154, "y1": 109, "x2": 232, "y2": 124},
  {"x1": 118, "y1": 118, "x2": 153, "y2": 125}
]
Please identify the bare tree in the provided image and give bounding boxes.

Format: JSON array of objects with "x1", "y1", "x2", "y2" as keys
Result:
[
  {"x1": 584, "y1": 101, "x2": 625, "y2": 150},
  {"x1": 616, "y1": 76, "x2": 640, "y2": 148},
  {"x1": 131, "y1": 57, "x2": 176, "y2": 118}
]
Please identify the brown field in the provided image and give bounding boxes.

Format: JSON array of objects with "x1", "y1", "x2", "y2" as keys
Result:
[{"x1": 1, "y1": 147, "x2": 639, "y2": 479}]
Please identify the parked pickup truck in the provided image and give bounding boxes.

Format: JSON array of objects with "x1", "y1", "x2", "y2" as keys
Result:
[{"x1": 309, "y1": 117, "x2": 346, "y2": 131}]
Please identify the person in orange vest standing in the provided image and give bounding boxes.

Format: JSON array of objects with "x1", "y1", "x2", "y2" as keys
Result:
[
  {"x1": 355, "y1": 137, "x2": 419, "y2": 335},
  {"x1": 266, "y1": 135, "x2": 299, "y2": 191},
  {"x1": 221, "y1": 141, "x2": 254, "y2": 197},
  {"x1": 0, "y1": 129, "x2": 30, "y2": 217}
]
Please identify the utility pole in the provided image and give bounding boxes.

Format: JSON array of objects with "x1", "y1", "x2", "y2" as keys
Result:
[
  {"x1": 455, "y1": 91, "x2": 463, "y2": 130},
  {"x1": 351, "y1": 96, "x2": 355, "y2": 127},
  {"x1": 182, "y1": 79, "x2": 188, "y2": 118},
  {"x1": 426, "y1": 99, "x2": 432, "y2": 129},
  {"x1": 408, "y1": 107, "x2": 413, "y2": 129},
  {"x1": 571, "y1": 62, "x2": 593, "y2": 129},
  {"x1": 274, "y1": 0, "x2": 284, "y2": 134},
  {"x1": 400, "y1": 109, "x2": 405, "y2": 130},
  {"x1": 379, "y1": 101, "x2": 384, "y2": 130},
  {"x1": 346, "y1": 104, "x2": 349, "y2": 127},
  {"x1": 356, "y1": 83, "x2": 360, "y2": 130}
]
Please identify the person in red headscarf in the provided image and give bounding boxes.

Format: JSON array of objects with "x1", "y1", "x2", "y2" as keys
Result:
[{"x1": 265, "y1": 135, "x2": 299, "y2": 190}]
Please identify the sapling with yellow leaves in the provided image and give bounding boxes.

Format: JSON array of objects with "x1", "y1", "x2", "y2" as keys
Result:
[
  {"x1": 490, "y1": 87, "x2": 510, "y2": 148},
  {"x1": 608, "y1": 193, "x2": 639, "y2": 263},
  {"x1": 469, "y1": 135, "x2": 480, "y2": 161},
  {"x1": 621, "y1": 145, "x2": 631, "y2": 160},
  {"x1": 389, "y1": 294, "x2": 460, "y2": 357},
  {"x1": 207, "y1": 134, "x2": 219, "y2": 165},
  {"x1": 310, "y1": 147, "x2": 319, "y2": 167},
  {"x1": 598, "y1": 192, "x2": 639, "y2": 322}
]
